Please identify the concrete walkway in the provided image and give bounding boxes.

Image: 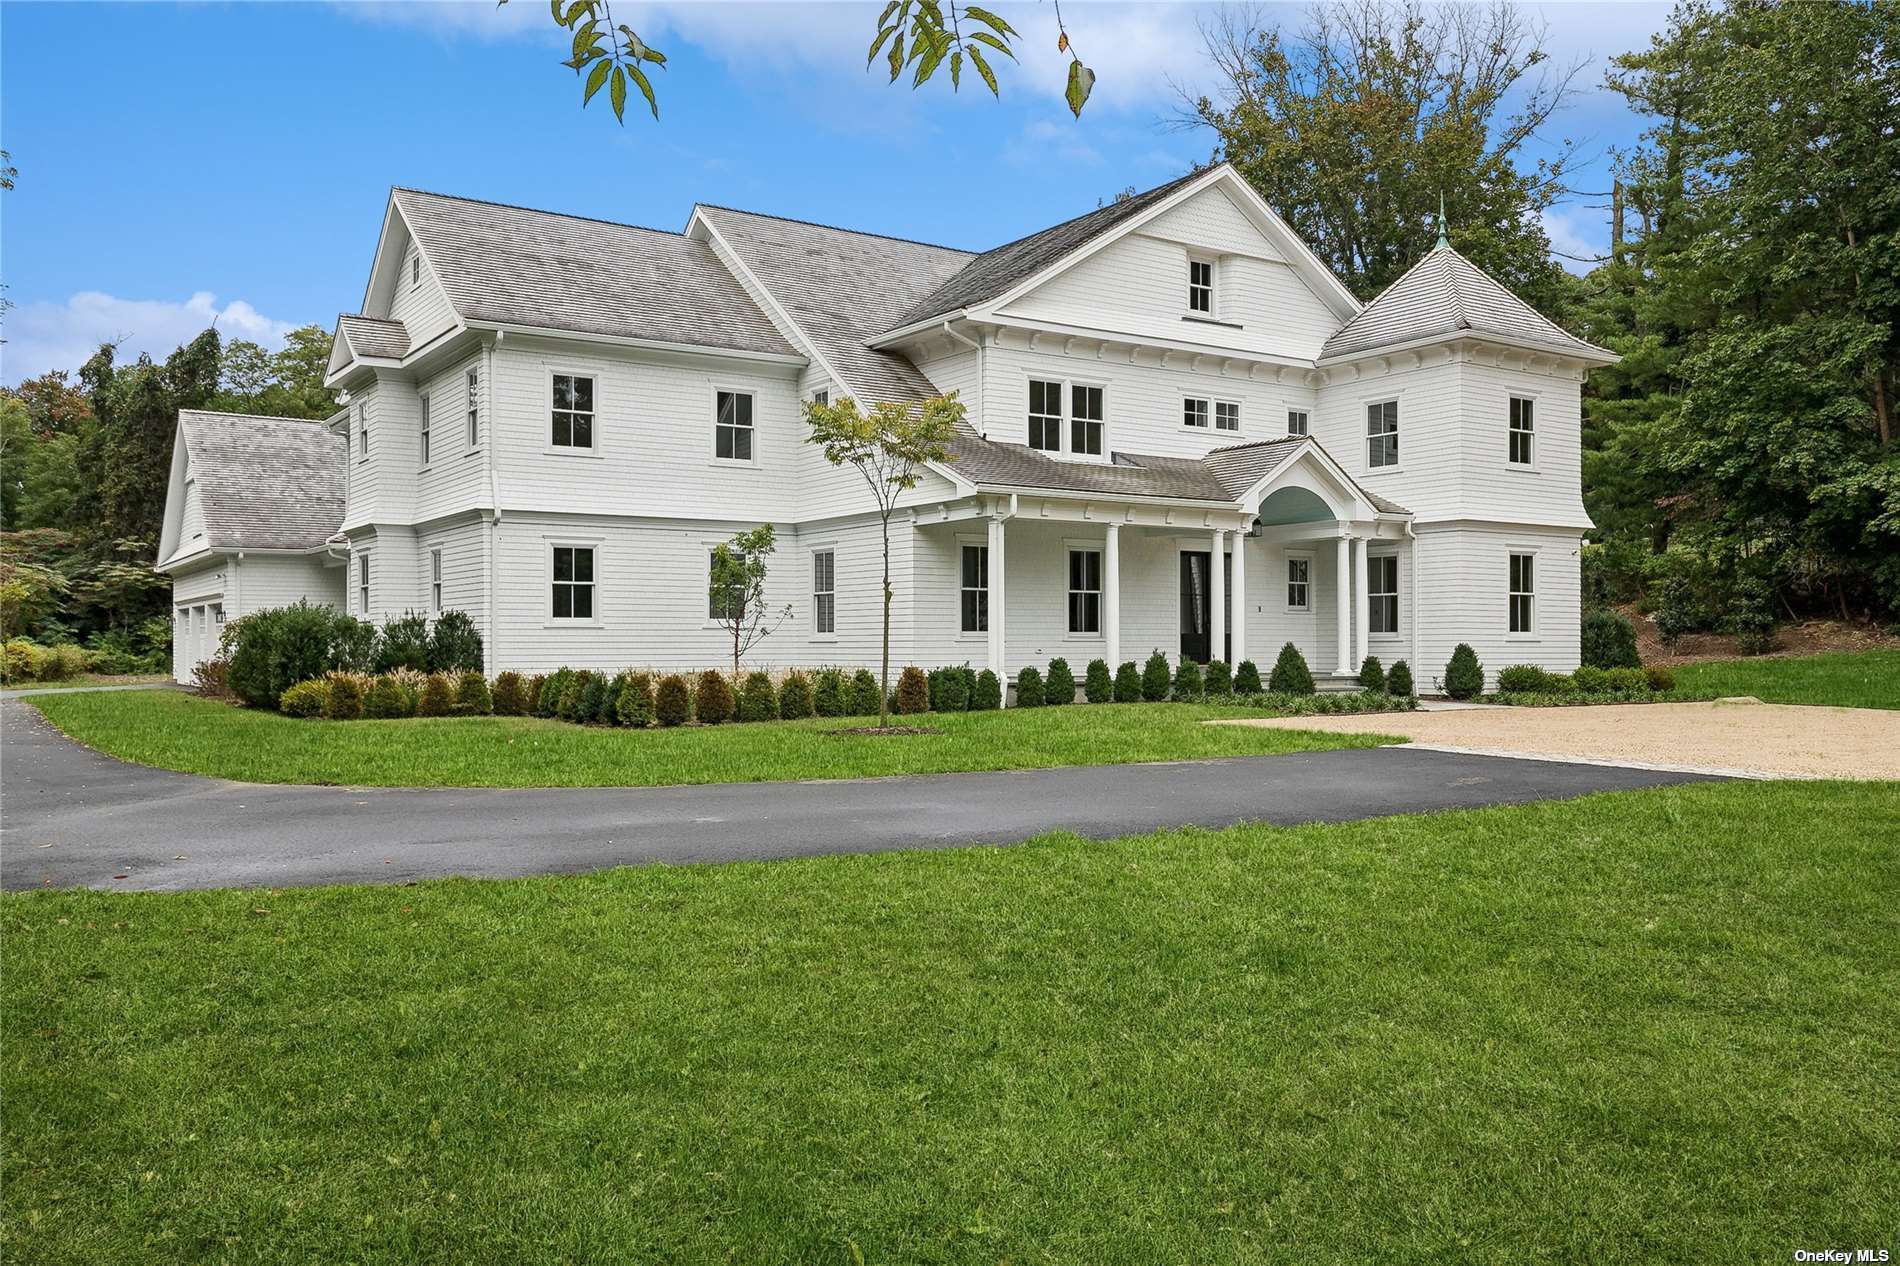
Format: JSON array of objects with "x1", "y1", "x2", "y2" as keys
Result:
[
  {"x1": 1216, "y1": 700, "x2": 1900, "y2": 780},
  {"x1": 0, "y1": 699, "x2": 1724, "y2": 892}
]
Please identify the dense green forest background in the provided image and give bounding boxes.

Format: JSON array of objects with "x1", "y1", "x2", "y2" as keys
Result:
[{"x1": 2, "y1": 0, "x2": 1894, "y2": 668}]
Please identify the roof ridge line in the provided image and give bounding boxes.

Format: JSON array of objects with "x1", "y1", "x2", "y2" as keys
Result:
[
  {"x1": 391, "y1": 186, "x2": 684, "y2": 238},
  {"x1": 181, "y1": 408, "x2": 334, "y2": 426},
  {"x1": 697, "y1": 203, "x2": 976, "y2": 255},
  {"x1": 1204, "y1": 435, "x2": 1304, "y2": 456}
]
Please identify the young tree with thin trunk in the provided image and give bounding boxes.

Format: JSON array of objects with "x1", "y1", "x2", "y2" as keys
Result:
[
  {"x1": 803, "y1": 393, "x2": 962, "y2": 729},
  {"x1": 708, "y1": 524, "x2": 791, "y2": 677}
]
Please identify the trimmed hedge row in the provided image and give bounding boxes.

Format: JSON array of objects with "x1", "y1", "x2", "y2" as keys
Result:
[
  {"x1": 1490, "y1": 662, "x2": 1675, "y2": 699},
  {"x1": 226, "y1": 603, "x2": 484, "y2": 709}
]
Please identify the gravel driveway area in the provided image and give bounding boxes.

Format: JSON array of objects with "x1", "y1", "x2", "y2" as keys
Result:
[{"x1": 1217, "y1": 700, "x2": 1900, "y2": 780}]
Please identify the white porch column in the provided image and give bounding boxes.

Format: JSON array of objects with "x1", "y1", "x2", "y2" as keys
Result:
[
  {"x1": 1230, "y1": 527, "x2": 1247, "y2": 668},
  {"x1": 1353, "y1": 534, "x2": 1370, "y2": 672},
  {"x1": 988, "y1": 514, "x2": 1007, "y2": 699},
  {"x1": 1104, "y1": 522, "x2": 1121, "y2": 670},
  {"x1": 1209, "y1": 529, "x2": 1227, "y2": 664},
  {"x1": 1334, "y1": 531, "x2": 1352, "y2": 674}
]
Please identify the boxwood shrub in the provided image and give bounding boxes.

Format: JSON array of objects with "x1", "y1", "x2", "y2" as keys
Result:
[
  {"x1": 1141, "y1": 651, "x2": 1172, "y2": 701},
  {"x1": 654, "y1": 674, "x2": 692, "y2": 726},
  {"x1": 363, "y1": 674, "x2": 410, "y2": 719},
  {"x1": 1387, "y1": 660, "x2": 1414, "y2": 697},
  {"x1": 279, "y1": 678, "x2": 330, "y2": 718},
  {"x1": 778, "y1": 670, "x2": 815, "y2": 719},
  {"x1": 491, "y1": 671, "x2": 530, "y2": 717},
  {"x1": 1084, "y1": 658, "x2": 1113, "y2": 703},
  {"x1": 696, "y1": 670, "x2": 736, "y2": 724},
  {"x1": 1044, "y1": 657, "x2": 1075, "y2": 707},
  {"x1": 1581, "y1": 607, "x2": 1641, "y2": 669},
  {"x1": 812, "y1": 668, "x2": 847, "y2": 717},
  {"x1": 616, "y1": 671, "x2": 656, "y2": 726},
  {"x1": 1014, "y1": 665, "x2": 1045, "y2": 708},
  {"x1": 739, "y1": 671, "x2": 779, "y2": 721},
  {"x1": 1113, "y1": 661, "x2": 1142, "y2": 702},
  {"x1": 1204, "y1": 659, "x2": 1232, "y2": 697},
  {"x1": 1496, "y1": 664, "x2": 1550, "y2": 693},
  {"x1": 417, "y1": 673, "x2": 455, "y2": 718},
  {"x1": 971, "y1": 668, "x2": 1002, "y2": 711},
  {"x1": 1234, "y1": 659, "x2": 1262, "y2": 694},
  {"x1": 453, "y1": 671, "x2": 494, "y2": 716},
  {"x1": 846, "y1": 669, "x2": 882, "y2": 717},
  {"x1": 1171, "y1": 660, "x2": 1203, "y2": 701},
  {"x1": 1358, "y1": 655, "x2": 1385, "y2": 693},
  {"x1": 323, "y1": 673, "x2": 363, "y2": 721},
  {"x1": 894, "y1": 666, "x2": 930, "y2": 715},
  {"x1": 1268, "y1": 643, "x2": 1314, "y2": 695},
  {"x1": 1444, "y1": 644, "x2": 1484, "y2": 700}
]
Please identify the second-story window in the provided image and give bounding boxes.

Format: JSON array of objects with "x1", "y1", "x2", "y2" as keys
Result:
[
  {"x1": 1071, "y1": 385, "x2": 1104, "y2": 456},
  {"x1": 1287, "y1": 410, "x2": 1309, "y2": 437},
  {"x1": 465, "y1": 369, "x2": 479, "y2": 448},
  {"x1": 356, "y1": 402, "x2": 368, "y2": 461},
  {"x1": 715, "y1": 390, "x2": 754, "y2": 462},
  {"x1": 1183, "y1": 397, "x2": 1210, "y2": 429},
  {"x1": 1028, "y1": 379, "x2": 1062, "y2": 451},
  {"x1": 418, "y1": 394, "x2": 431, "y2": 466},
  {"x1": 1214, "y1": 401, "x2": 1241, "y2": 432},
  {"x1": 552, "y1": 373, "x2": 595, "y2": 449},
  {"x1": 1188, "y1": 257, "x2": 1214, "y2": 313},
  {"x1": 1509, "y1": 396, "x2": 1535, "y2": 465},
  {"x1": 1367, "y1": 400, "x2": 1399, "y2": 468}
]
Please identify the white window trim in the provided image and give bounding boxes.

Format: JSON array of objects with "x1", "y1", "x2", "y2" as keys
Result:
[
  {"x1": 1506, "y1": 544, "x2": 1541, "y2": 641},
  {"x1": 418, "y1": 392, "x2": 432, "y2": 471},
  {"x1": 709, "y1": 383, "x2": 761, "y2": 469},
  {"x1": 1182, "y1": 395, "x2": 1243, "y2": 434},
  {"x1": 1186, "y1": 252, "x2": 1217, "y2": 317},
  {"x1": 808, "y1": 542, "x2": 838, "y2": 642},
  {"x1": 1363, "y1": 394, "x2": 1403, "y2": 475},
  {"x1": 1286, "y1": 409, "x2": 1310, "y2": 437},
  {"x1": 956, "y1": 533, "x2": 990, "y2": 641},
  {"x1": 546, "y1": 367, "x2": 601, "y2": 458},
  {"x1": 1023, "y1": 372, "x2": 1109, "y2": 460},
  {"x1": 1507, "y1": 392, "x2": 1539, "y2": 471},
  {"x1": 1062, "y1": 537, "x2": 1106, "y2": 641},
  {"x1": 430, "y1": 548, "x2": 443, "y2": 614},
  {"x1": 546, "y1": 538, "x2": 603, "y2": 628},
  {"x1": 1367, "y1": 548, "x2": 1402, "y2": 640},
  {"x1": 1213, "y1": 399, "x2": 1243, "y2": 434},
  {"x1": 464, "y1": 367, "x2": 481, "y2": 452},
  {"x1": 1285, "y1": 551, "x2": 1313, "y2": 613},
  {"x1": 356, "y1": 551, "x2": 372, "y2": 616}
]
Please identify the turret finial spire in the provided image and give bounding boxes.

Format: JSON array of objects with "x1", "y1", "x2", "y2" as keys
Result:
[{"x1": 1436, "y1": 192, "x2": 1449, "y2": 250}]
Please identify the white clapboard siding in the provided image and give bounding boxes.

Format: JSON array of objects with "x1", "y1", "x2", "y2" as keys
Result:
[
  {"x1": 414, "y1": 352, "x2": 492, "y2": 525},
  {"x1": 1454, "y1": 359, "x2": 1591, "y2": 527},
  {"x1": 1412, "y1": 524, "x2": 1583, "y2": 689},
  {"x1": 1312, "y1": 357, "x2": 1465, "y2": 522},
  {"x1": 387, "y1": 237, "x2": 458, "y2": 351}
]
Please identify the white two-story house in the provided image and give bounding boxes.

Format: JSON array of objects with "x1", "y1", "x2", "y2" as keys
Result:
[{"x1": 157, "y1": 163, "x2": 1615, "y2": 692}]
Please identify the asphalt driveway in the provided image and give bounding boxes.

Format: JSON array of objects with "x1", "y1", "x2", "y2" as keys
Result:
[{"x1": 1, "y1": 699, "x2": 1722, "y2": 892}]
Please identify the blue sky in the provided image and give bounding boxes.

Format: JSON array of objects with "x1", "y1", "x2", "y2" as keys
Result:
[{"x1": 0, "y1": 1, "x2": 1669, "y2": 384}]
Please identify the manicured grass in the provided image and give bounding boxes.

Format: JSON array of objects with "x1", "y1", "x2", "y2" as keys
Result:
[
  {"x1": 25, "y1": 689, "x2": 1394, "y2": 788},
  {"x1": 1671, "y1": 648, "x2": 1900, "y2": 709},
  {"x1": 5, "y1": 781, "x2": 1895, "y2": 1262},
  {"x1": 1, "y1": 673, "x2": 170, "y2": 693}
]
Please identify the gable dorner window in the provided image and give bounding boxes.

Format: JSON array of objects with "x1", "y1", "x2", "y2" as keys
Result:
[
  {"x1": 961, "y1": 543, "x2": 988, "y2": 633},
  {"x1": 418, "y1": 393, "x2": 431, "y2": 466},
  {"x1": 1070, "y1": 385, "x2": 1104, "y2": 457},
  {"x1": 812, "y1": 550, "x2": 835, "y2": 635},
  {"x1": 1287, "y1": 410, "x2": 1309, "y2": 437},
  {"x1": 465, "y1": 369, "x2": 479, "y2": 448},
  {"x1": 1028, "y1": 379, "x2": 1062, "y2": 451},
  {"x1": 431, "y1": 549, "x2": 443, "y2": 612},
  {"x1": 1369, "y1": 555, "x2": 1398, "y2": 633},
  {"x1": 1287, "y1": 557, "x2": 1310, "y2": 610},
  {"x1": 1367, "y1": 400, "x2": 1399, "y2": 468},
  {"x1": 411, "y1": 253, "x2": 420, "y2": 288},
  {"x1": 1509, "y1": 396, "x2": 1534, "y2": 465},
  {"x1": 1067, "y1": 548, "x2": 1102, "y2": 635},
  {"x1": 552, "y1": 545, "x2": 594, "y2": 620},
  {"x1": 715, "y1": 389, "x2": 755, "y2": 462},
  {"x1": 1188, "y1": 256, "x2": 1214, "y2": 313},
  {"x1": 551, "y1": 373, "x2": 595, "y2": 449},
  {"x1": 1183, "y1": 397, "x2": 1210, "y2": 429},
  {"x1": 812, "y1": 388, "x2": 829, "y2": 407},
  {"x1": 1509, "y1": 552, "x2": 1535, "y2": 633},
  {"x1": 357, "y1": 554, "x2": 371, "y2": 615},
  {"x1": 1214, "y1": 401, "x2": 1241, "y2": 432},
  {"x1": 356, "y1": 402, "x2": 368, "y2": 461}
]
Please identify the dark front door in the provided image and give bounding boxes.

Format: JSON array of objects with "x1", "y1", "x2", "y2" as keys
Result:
[{"x1": 1179, "y1": 551, "x2": 1232, "y2": 663}]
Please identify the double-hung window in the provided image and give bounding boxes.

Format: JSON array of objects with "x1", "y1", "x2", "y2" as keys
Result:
[
  {"x1": 552, "y1": 373, "x2": 595, "y2": 450},
  {"x1": 1028, "y1": 379, "x2": 1062, "y2": 451},
  {"x1": 1509, "y1": 553, "x2": 1535, "y2": 633},
  {"x1": 1369, "y1": 555, "x2": 1398, "y2": 633},
  {"x1": 1214, "y1": 400, "x2": 1241, "y2": 432},
  {"x1": 1188, "y1": 257, "x2": 1214, "y2": 313},
  {"x1": 1067, "y1": 549, "x2": 1102, "y2": 635},
  {"x1": 430, "y1": 549, "x2": 443, "y2": 612},
  {"x1": 960, "y1": 544, "x2": 988, "y2": 634},
  {"x1": 1070, "y1": 384, "x2": 1104, "y2": 456},
  {"x1": 465, "y1": 369, "x2": 479, "y2": 448},
  {"x1": 1287, "y1": 410, "x2": 1309, "y2": 436},
  {"x1": 1509, "y1": 396, "x2": 1534, "y2": 465},
  {"x1": 1287, "y1": 557, "x2": 1310, "y2": 610},
  {"x1": 1367, "y1": 399, "x2": 1399, "y2": 468},
  {"x1": 418, "y1": 394, "x2": 431, "y2": 466},
  {"x1": 357, "y1": 554, "x2": 371, "y2": 615},
  {"x1": 1183, "y1": 397, "x2": 1211, "y2": 429},
  {"x1": 552, "y1": 546, "x2": 595, "y2": 620},
  {"x1": 812, "y1": 550, "x2": 835, "y2": 635},
  {"x1": 715, "y1": 389, "x2": 754, "y2": 462}
]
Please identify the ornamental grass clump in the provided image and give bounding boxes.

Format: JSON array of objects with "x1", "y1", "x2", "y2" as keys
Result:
[
  {"x1": 1084, "y1": 658, "x2": 1113, "y2": 703},
  {"x1": 491, "y1": 671, "x2": 530, "y2": 717},
  {"x1": 417, "y1": 673, "x2": 455, "y2": 718},
  {"x1": 894, "y1": 666, "x2": 930, "y2": 715},
  {"x1": 454, "y1": 672, "x2": 494, "y2": 716},
  {"x1": 1044, "y1": 658, "x2": 1075, "y2": 707},
  {"x1": 1234, "y1": 659, "x2": 1262, "y2": 694},
  {"x1": 1014, "y1": 666, "x2": 1045, "y2": 708},
  {"x1": 738, "y1": 671, "x2": 778, "y2": 722},
  {"x1": 1204, "y1": 659, "x2": 1232, "y2": 697},
  {"x1": 654, "y1": 674, "x2": 692, "y2": 726},
  {"x1": 1141, "y1": 651, "x2": 1172, "y2": 701},
  {"x1": 1386, "y1": 660, "x2": 1415, "y2": 697},
  {"x1": 971, "y1": 668, "x2": 1002, "y2": 710},
  {"x1": 778, "y1": 670, "x2": 816, "y2": 719},
  {"x1": 363, "y1": 674, "x2": 410, "y2": 719},
  {"x1": 1268, "y1": 643, "x2": 1314, "y2": 695},
  {"x1": 1172, "y1": 660, "x2": 1204, "y2": 701},
  {"x1": 1114, "y1": 661, "x2": 1142, "y2": 702},
  {"x1": 696, "y1": 670, "x2": 736, "y2": 725},
  {"x1": 846, "y1": 669, "x2": 881, "y2": 717},
  {"x1": 615, "y1": 671, "x2": 656, "y2": 727}
]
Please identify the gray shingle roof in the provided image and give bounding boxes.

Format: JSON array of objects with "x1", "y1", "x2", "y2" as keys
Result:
[
  {"x1": 392, "y1": 189, "x2": 797, "y2": 358},
  {"x1": 1320, "y1": 244, "x2": 1612, "y2": 361},
  {"x1": 1202, "y1": 436, "x2": 1306, "y2": 501},
  {"x1": 694, "y1": 204, "x2": 974, "y2": 409},
  {"x1": 889, "y1": 168, "x2": 1207, "y2": 331},
  {"x1": 336, "y1": 314, "x2": 409, "y2": 360},
  {"x1": 178, "y1": 410, "x2": 347, "y2": 552}
]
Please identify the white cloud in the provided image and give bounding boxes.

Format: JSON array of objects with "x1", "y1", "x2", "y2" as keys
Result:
[
  {"x1": 1, "y1": 291, "x2": 300, "y2": 385},
  {"x1": 1539, "y1": 205, "x2": 1610, "y2": 275}
]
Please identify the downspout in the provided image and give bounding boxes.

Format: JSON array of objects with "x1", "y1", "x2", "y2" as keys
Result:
[
  {"x1": 483, "y1": 334, "x2": 500, "y2": 669},
  {"x1": 941, "y1": 320, "x2": 983, "y2": 436},
  {"x1": 1403, "y1": 518, "x2": 1419, "y2": 686}
]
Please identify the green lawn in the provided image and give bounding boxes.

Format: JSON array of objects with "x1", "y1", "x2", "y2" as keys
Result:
[
  {"x1": 25, "y1": 689, "x2": 1394, "y2": 788},
  {"x1": 1671, "y1": 648, "x2": 1900, "y2": 709},
  {"x1": 4, "y1": 780, "x2": 1895, "y2": 1262},
  {"x1": 1, "y1": 673, "x2": 170, "y2": 693}
]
